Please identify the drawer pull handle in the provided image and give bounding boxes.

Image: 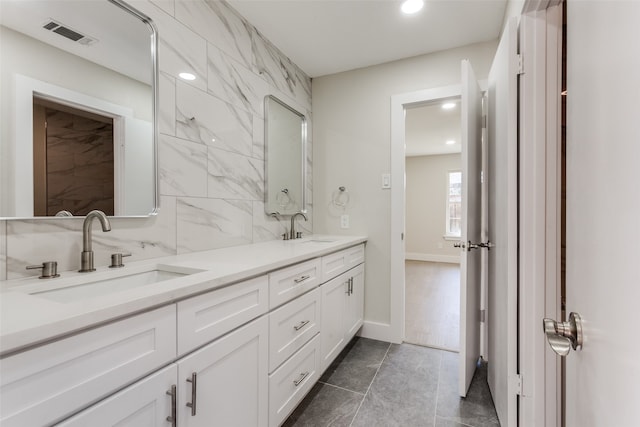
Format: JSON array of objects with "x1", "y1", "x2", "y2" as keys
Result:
[
  {"x1": 166, "y1": 385, "x2": 177, "y2": 427},
  {"x1": 294, "y1": 275, "x2": 311, "y2": 283},
  {"x1": 294, "y1": 320, "x2": 310, "y2": 331},
  {"x1": 293, "y1": 371, "x2": 310, "y2": 386},
  {"x1": 186, "y1": 372, "x2": 197, "y2": 416}
]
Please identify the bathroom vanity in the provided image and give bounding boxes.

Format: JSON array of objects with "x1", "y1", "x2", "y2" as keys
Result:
[{"x1": 0, "y1": 236, "x2": 366, "y2": 427}]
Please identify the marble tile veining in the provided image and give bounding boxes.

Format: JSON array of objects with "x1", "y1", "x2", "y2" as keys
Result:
[
  {"x1": 159, "y1": 135, "x2": 208, "y2": 197},
  {"x1": 207, "y1": 43, "x2": 270, "y2": 117},
  {"x1": 176, "y1": 80, "x2": 253, "y2": 156},
  {"x1": 207, "y1": 148, "x2": 263, "y2": 201},
  {"x1": 176, "y1": 0, "x2": 253, "y2": 68},
  {"x1": 177, "y1": 197, "x2": 252, "y2": 254},
  {"x1": 159, "y1": 72, "x2": 176, "y2": 136},
  {"x1": 250, "y1": 29, "x2": 312, "y2": 111}
]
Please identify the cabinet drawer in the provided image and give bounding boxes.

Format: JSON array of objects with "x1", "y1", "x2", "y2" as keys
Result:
[
  {"x1": 321, "y1": 244, "x2": 365, "y2": 282},
  {"x1": 269, "y1": 288, "x2": 320, "y2": 372},
  {"x1": 269, "y1": 258, "x2": 321, "y2": 309},
  {"x1": 0, "y1": 305, "x2": 176, "y2": 427},
  {"x1": 177, "y1": 275, "x2": 268, "y2": 355},
  {"x1": 269, "y1": 334, "x2": 321, "y2": 427}
]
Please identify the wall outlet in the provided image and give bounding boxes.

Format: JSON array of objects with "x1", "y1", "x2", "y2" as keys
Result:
[{"x1": 340, "y1": 214, "x2": 350, "y2": 229}]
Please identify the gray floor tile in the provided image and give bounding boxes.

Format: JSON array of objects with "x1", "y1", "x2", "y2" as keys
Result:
[
  {"x1": 350, "y1": 344, "x2": 442, "y2": 427},
  {"x1": 435, "y1": 416, "x2": 473, "y2": 427},
  {"x1": 283, "y1": 340, "x2": 500, "y2": 427},
  {"x1": 282, "y1": 382, "x2": 363, "y2": 427},
  {"x1": 320, "y1": 337, "x2": 391, "y2": 393},
  {"x1": 436, "y1": 352, "x2": 500, "y2": 427}
]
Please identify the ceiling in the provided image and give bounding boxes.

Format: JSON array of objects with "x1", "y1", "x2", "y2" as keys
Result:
[
  {"x1": 228, "y1": 0, "x2": 508, "y2": 77},
  {"x1": 405, "y1": 98, "x2": 461, "y2": 157}
]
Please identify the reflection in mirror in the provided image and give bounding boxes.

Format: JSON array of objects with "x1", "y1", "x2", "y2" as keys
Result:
[
  {"x1": 0, "y1": 0, "x2": 158, "y2": 218},
  {"x1": 264, "y1": 96, "x2": 307, "y2": 216}
]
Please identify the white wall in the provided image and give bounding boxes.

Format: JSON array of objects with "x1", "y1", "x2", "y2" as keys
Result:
[
  {"x1": 405, "y1": 154, "x2": 461, "y2": 263},
  {"x1": 0, "y1": 0, "x2": 312, "y2": 279},
  {"x1": 312, "y1": 40, "x2": 497, "y2": 325}
]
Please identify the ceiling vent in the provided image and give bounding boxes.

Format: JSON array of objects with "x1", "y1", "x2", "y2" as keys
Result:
[{"x1": 42, "y1": 20, "x2": 97, "y2": 46}]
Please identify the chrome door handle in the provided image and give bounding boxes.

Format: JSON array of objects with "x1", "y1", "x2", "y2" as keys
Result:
[
  {"x1": 542, "y1": 312, "x2": 583, "y2": 356},
  {"x1": 294, "y1": 275, "x2": 310, "y2": 283},
  {"x1": 294, "y1": 320, "x2": 310, "y2": 331},
  {"x1": 186, "y1": 372, "x2": 197, "y2": 416},
  {"x1": 166, "y1": 385, "x2": 177, "y2": 427},
  {"x1": 293, "y1": 371, "x2": 309, "y2": 386}
]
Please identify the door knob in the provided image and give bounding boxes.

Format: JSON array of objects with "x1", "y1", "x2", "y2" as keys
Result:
[{"x1": 542, "y1": 312, "x2": 583, "y2": 356}]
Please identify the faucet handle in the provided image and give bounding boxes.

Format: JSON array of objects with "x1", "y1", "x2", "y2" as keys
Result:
[
  {"x1": 26, "y1": 261, "x2": 60, "y2": 279},
  {"x1": 109, "y1": 253, "x2": 131, "y2": 268}
]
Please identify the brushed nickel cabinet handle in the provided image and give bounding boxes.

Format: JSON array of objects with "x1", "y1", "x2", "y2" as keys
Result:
[
  {"x1": 294, "y1": 320, "x2": 310, "y2": 331},
  {"x1": 166, "y1": 385, "x2": 177, "y2": 427},
  {"x1": 293, "y1": 371, "x2": 310, "y2": 386},
  {"x1": 294, "y1": 275, "x2": 311, "y2": 283},
  {"x1": 186, "y1": 372, "x2": 197, "y2": 416}
]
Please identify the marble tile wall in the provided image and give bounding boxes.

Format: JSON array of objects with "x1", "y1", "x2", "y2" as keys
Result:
[{"x1": 1, "y1": 0, "x2": 312, "y2": 280}]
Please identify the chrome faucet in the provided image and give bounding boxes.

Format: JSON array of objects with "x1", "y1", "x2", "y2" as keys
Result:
[
  {"x1": 79, "y1": 210, "x2": 111, "y2": 272},
  {"x1": 290, "y1": 212, "x2": 308, "y2": 240}
]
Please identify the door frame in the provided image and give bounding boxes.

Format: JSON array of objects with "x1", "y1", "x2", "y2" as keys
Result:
[
  {"x1": 518, "y1": 1, "x2": 563, "y2": 426},
  {"x1": 389, "y1": 83, "x2": 488, "y2": 352}
]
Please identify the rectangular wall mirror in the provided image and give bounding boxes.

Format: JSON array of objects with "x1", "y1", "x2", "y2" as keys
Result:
[
  {"x1": 264, "y1": 95, "x2": 307, "y2": 216},
  {"x1": 0, "y1": 0, "x2": 158, "y2": 218}
]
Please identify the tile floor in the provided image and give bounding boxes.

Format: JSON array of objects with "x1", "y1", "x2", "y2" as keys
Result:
[{"x1": 283, "y1": 337, "x2": 499, "y2": 427}]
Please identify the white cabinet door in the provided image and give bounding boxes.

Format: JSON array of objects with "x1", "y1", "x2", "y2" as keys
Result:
[
  {"x1": 56, "y1": 365, "x2": 176, "y2": 427},
  {"x1": 177, "y1": 316, "x2": 269, "y2": 427},
  {"x1": 320, "y1": 272, "x2": 348, "y2": 371},
  {"x1": 344, "y1": 264, "x2": 364, "y2": 340}
]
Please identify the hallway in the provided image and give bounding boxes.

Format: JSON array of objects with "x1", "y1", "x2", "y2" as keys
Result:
[
  {"x1": 405, "y1": 261, "x2": 460, "y2": 351},
  {"x1": 284, "y1": 337, "x2": 499, "y2": 427}
]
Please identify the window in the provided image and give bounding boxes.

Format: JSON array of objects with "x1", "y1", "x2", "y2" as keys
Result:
[{"x1": 446, "y1": 171, "x2": 462, "y2": 237}]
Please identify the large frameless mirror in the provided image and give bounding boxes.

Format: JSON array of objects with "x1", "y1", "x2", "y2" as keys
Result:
[
  {"x1": 0, "y1": 0, "x2": 158, "y2": 218},
  {"x1": 264, "y1": 95, "x2": 307, "y2": 216}
]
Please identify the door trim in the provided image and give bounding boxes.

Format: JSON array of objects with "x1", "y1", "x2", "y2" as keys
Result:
[
  {"x1": 518, "y1": 2, "x2": 563, "y2": 426},
  {"x1": 389, "y1": 84, "x2": 461, "y2": 344}
]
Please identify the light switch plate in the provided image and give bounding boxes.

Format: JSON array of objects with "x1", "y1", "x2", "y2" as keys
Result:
[{"x1": 382, "y1": 173, "x2": 391, "y2": 189}]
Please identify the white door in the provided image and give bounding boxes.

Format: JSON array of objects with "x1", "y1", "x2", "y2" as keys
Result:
[
  {"x1": 458, "y1": 59, "x2": 483, "y2": 397},
  {"x1": 487, "y1": 18, "x2": 518, "y2": 427},
  {"x1": 564, "y1": 2, "x2": 640, "y2": 425}
]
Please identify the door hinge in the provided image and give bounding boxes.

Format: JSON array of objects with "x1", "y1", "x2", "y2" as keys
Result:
[
  {"x1": 510, "y1": 373, "x2": 524, "y2": 396},
  {"x1": 517, "y1": 54, "x2": 524, "y2": 75},
  {"x1": 482, "y1": 114, "x2": 487, "y2": 129},
  {"x1": 480, "y1": 309, "x2": 486, "y2": 323}
]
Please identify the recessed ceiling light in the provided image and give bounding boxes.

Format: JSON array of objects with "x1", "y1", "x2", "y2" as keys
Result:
[
  {"x1": 442, "y1": 102, "x2": 456, "y2": 110},
  {"x1": 179, "y1": 72, "x2": 196, "y2": 81},
  {"x1": 446, "y1": 140, "x2": 456, "y2": 145},
  {"x1": 401, "y1": 0, "x2": 424, "y2": 15}
]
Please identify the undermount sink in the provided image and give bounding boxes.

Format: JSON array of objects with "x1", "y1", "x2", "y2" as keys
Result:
[
  {"x1": 301, "y1": 238, "x2": 338, "y2": 243},
  {"x1": 28, "y1": 265, "x2": 204, "y2": 303}
]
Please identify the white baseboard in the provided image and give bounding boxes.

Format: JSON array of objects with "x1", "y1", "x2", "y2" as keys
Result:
[
  {"x1": 358, "y1": 320, "x2": 402, "y2": 344},
  {"x1": 405, "y1": 252, "x2": 460, "y2": 264}
]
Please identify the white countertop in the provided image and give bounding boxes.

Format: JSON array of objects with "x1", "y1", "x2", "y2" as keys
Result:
[{"x1": 0, "y1": 235, "x2": 366, "y2": 356}]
